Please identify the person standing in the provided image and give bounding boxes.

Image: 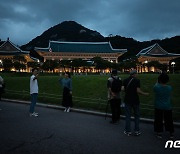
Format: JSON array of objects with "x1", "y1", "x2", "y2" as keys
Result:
[
  {"x1": 123, "y1": 70, "x2": 149, "y2": 136},
  {"x1": 59, "y1": 72, "x2": 73, "y2": 112},
  {"x1": 29, "y1": 68, "x2": 39, "y2": 117},
  {"x1": 0, "y1": 75, "x2": 4, "y2": 111},
  {"x1": 0, "y1": 75, "x2": 4, "y2": 101},
  {"x1": 107, "y1": 69, "x2": 122, "y2": 124},
  {"x1": 153, "y1": 73, "x2": 174, "y2": 139}
]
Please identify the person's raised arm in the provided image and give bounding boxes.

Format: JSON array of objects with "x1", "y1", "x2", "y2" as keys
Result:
[
  {"x1": 137, "y1": 87, "x2": 149, "y2": 96},
  {"x1": 33, "y1": 73, "x2": 38, "y2": 80}
]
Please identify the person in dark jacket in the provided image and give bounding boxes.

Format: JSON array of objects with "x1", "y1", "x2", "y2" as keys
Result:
[
  {"x1": 122, "y1": 70, "x2": 149, "y2": 136},
  {"x1": 0, "y1": 75, "x2": 4, "y2": 101},
  {"x1": 107, "y1": 69, "x2": 122, "y2": 124},
  {"x1": 59, "y1": 72, "x2": 73, "y2": 112},
  {"x1": 0, "y1": 75, "x2": 4, "y2": 111}
]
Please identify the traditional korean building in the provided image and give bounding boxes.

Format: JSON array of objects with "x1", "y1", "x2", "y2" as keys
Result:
[
  {"x1": 136, "y1": 43, "x2": 180, "y2": 72},
  {"x1": 0, "y1": 38, "x2": 33, "y2": 72},
  {"x1": 35, "y1": 41, "x2": 127, "y2": 63}
]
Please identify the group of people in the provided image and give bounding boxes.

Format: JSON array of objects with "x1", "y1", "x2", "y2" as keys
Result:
[
  {"x1": 107, "y1": 69, "x2": 174, "y2": 139},
  {"x1": 29, "y1": 68, "x2": 174, "y2": 139},
  {"x1": 29, "y1": 68, "x2": 73, "y2": 117}
]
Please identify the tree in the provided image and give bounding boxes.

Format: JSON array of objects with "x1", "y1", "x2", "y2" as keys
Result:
[
  {"x1": 92, "y1": 57, "x2": 111, "y2": 71},
  {"x1": 12, "y1": 55, "x2": 27, "y2": 71},
  {"x1": 13, "y1": 55, "x2": 27, "y2": 63},
  {"x1": 27, "y1": 62, "x2": 40, "y2": 68},
  {"x1": 110, "y1": 63, "x2": 121, "y2": 71},
  {"x1": 13, "y1": 61, "x2": 27, "y2": 71},
  {"x1": 121, "y1": 60, "x2": 136, "y2": 70},
  {"x1": 145, "y1": 61, "x2": 165, "y2": 72},
  {"x1": 71, "y1": 59, "x2": 89, "y2": 72},
  {"x1": 2, "y1": 59, "x2": 13, "y2": 71},
  {"x1": 59, "y1": 60, "x2": 71, "y2": 71},
  {"x1": 41, "y1": 60, "x2": 59, "y2": 72}
]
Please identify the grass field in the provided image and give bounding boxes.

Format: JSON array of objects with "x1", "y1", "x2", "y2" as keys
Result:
[{"x1": 1, "y1": 73, "x2": 180, "y2": 121}]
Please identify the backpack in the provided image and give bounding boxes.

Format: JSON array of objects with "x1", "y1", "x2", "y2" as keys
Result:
[{"x1": 111, "y1": 77, "x2": 122, "y2": 93}]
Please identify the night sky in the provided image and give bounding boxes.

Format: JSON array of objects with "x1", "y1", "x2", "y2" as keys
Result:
[{"x1": 0, "y1": 0, "x2": 180, "y2": 45}]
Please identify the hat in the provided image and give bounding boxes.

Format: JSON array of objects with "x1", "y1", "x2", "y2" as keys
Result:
[
  {"x1": 130, "y1": 70, "x2": 137, "y2": 75},
  {"x1": 111, "y1": 69, "x2": 117, "y2": 75}
]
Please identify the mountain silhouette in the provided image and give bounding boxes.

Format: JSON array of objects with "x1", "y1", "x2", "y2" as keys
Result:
[
  {"x1": 20, "y1": 21, "x2": 180, "y2": 60},
  {"x1": 21, "y1": 21, "x2": 104, "y2": 50}
]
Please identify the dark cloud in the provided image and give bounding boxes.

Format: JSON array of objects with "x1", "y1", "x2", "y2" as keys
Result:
[{"x1": 0, "y1": 0, "x2": 179, "y2": 45}]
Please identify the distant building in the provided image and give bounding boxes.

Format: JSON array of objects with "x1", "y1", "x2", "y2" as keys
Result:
[
  {"x1": 35, "y1": 41, "x2": 127, "y2": 63},
  {"x1": 35, "y1": 41, "x2": 127, "y2": 73},
  {"x1": 136, "y1": 43, "x2": 180, "y2": 72},
  {"x1": 0, "y1": 38, "x2": 34, "y2": 72}
]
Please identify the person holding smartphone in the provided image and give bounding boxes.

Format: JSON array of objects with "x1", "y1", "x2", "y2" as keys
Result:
[{"x1": 29, "y1": 68, "x2": 39, "y2": 117}]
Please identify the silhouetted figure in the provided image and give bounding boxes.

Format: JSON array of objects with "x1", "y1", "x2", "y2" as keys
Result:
[
  {"x1": 122, "y1": 70, "x2": 149, "y2": 136},
  {"x1": 0, "y1": 75, "x2": 4, "y2": 101},
  {"x1": 153, "y1": 73, "x2": 174, "y2": 139},
  {"x1": 59, "y1": 72, "x2": 73, "y2": 112},
  {"x1": 107, "y1": 69, "x2": 122, "y2": 124}
]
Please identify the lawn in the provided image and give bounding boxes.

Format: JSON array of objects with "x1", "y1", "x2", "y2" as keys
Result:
[{"x1": 1, "y1": 73, "x2": 180, "y2": 121}]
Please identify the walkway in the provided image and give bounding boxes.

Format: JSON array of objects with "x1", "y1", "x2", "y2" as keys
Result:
[{"x1": 0, "y1": 101, "x2": 179, "y2": 154}]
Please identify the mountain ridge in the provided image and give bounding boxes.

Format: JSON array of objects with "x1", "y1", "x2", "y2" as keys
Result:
[{"x1": 20, "y1": 21, "x2": 180, "y2": 59}]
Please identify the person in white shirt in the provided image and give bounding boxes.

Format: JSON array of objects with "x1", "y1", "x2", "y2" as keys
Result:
[{"x1": 29, "y1": 68, "x2": 39, "y2": 117}]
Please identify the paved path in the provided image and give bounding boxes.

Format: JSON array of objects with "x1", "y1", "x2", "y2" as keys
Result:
[{"x1": 0, "y1": 101, "x2": 179, "y2": 154}]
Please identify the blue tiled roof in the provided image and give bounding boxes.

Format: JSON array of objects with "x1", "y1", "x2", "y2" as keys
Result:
[
  {"x1": 35, "y1": 41, "x2": 127, "y2": 53},
  {"x1": 136, "y1": 43, "x2": 180, "y2": 57}
]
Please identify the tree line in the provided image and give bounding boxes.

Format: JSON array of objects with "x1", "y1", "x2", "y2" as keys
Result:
[{"x1": 1, "y1": 56, "x2": 178, "y2": 73}]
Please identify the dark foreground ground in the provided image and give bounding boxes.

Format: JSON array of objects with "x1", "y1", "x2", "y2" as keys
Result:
[{"x1": 0, "y1": 101, "x2": 179, "y2": 154}]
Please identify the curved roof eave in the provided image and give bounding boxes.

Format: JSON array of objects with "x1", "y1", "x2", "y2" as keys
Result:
[
  {"x1": 35, "y1": 41, "x2": 127, "y2": 54},
  {"x1": 136, "y1": 43, "x2": 173, "y2": 57}
]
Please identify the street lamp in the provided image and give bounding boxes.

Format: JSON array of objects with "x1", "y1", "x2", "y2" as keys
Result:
[
  {"x1": 171, "y1": 62, "x2": 175, "y2": 74},
  {"x1": 0, "y1": 60, "x2": 2, "y2": 67},
  {"x1": 0, "y1": 60, "x2": 2, "y2": 71},
  {"x1": 144, "y1": 60, "x2": 148, "y2": 64},
  {"x1": 144, "y1": 61, "x2": 148, "y2": 72}
]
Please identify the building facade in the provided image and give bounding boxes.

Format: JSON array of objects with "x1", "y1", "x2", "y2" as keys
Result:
[
  {"x1": 136, "y1": 43, "x2": 180, "y2": 72},
  {"x1": 35, "y1": 41, "x2": 127, "y2": 73},
  {"x1": 0, "y1": 38, "x2": 33, "y2": 72},
  {"x1": 35, "y1": 41, "x2": 127, "y2": 63}
]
